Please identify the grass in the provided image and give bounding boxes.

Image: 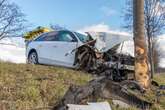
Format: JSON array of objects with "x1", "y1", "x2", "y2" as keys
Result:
[
  {"x1": 0, "y1": 62, "x2": 92, "y2": 110},
  {"x1": 0, "y1": 62, "x2": 165, "y2": 110},
  {"x1": 154, "y1": 73, "x2": 165, "y2": 85}
]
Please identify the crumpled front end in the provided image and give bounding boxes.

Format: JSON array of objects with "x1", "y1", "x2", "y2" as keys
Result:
[{"x1": 74, "y1": 33, "x2": 135, "y2": 81}]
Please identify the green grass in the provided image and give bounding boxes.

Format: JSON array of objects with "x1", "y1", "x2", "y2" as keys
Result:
[
  {"x1": 0, "y1": 62, "x2": 92, "y2": 110},
  {"x1": 154, "y1": 73, "x2": 165, "y2": 85},
  {"x1": 0, "y1": 62, "x2": 165, "y2": 110}
]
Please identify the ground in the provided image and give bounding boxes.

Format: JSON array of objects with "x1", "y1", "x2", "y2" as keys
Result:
[
  {"x1": 0, "y1": 62, "x2": 91, "y2": 110},
  {"x1": 0, "y1": 62, "x2": 164, "y2": 110}
]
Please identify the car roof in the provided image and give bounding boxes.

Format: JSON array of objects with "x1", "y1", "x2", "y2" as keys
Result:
[{"x1": 33, "y1": 30, "x2": 72, "y2": 40}]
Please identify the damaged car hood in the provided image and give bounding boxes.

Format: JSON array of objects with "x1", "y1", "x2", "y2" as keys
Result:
[{"x1": 88, "y1": 32, "x2": 133, "y2": 53}]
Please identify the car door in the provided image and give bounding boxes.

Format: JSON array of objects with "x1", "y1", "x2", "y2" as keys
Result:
[
  {"x1": 36, "y1": 32, "x2": 59, "y2": 64},
  {"x1": 51, "y1": 31, "x2": 78, "y2": 67}
]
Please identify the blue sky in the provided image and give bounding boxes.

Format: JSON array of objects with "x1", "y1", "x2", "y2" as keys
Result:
[{"x1": 13, "y1": 0, "x2": 127, "y2": 30}]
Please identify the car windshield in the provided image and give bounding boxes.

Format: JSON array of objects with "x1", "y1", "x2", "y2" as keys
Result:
[{"x1": 74, "y1": 32, "x2": 91, "y2": 43}]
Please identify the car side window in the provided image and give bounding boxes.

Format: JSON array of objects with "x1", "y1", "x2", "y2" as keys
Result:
[
  {"x1": 35, "y1": 33, "x2": 48, "y2": 41},
  {"x1": 43, "y1": 32, "x2": 58, "y2": 41},
  {"x1": 56, "y1": 31, "x2": 77, "y2": 42},
  {"x1": 35, "y1": 32, "x2": 58, "y2": 41}
]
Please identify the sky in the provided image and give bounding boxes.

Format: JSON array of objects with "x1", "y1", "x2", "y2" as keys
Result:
[{"x1": 12, "y1": 0, "x2": 127, "y2": 30}]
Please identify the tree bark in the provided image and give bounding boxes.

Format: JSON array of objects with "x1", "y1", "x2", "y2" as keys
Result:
[{"x1": 133, "y1": 0, "x2": 151, "y2": 89}]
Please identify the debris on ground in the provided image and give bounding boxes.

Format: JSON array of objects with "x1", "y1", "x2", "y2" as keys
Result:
[
  {"x1": 67, "y1": 102, "x2": 112, "y2": 110},
  {"x1": 53, "y1": 77, "x2": 152, "y2": 110},
  {"x1": 156, "y1": 85, "x2": 165, "y2": 103}
]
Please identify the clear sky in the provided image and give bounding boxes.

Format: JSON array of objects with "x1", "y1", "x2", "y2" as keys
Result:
[{"x1": 12, "y1": 0, "x2": 127, "y2": 30}]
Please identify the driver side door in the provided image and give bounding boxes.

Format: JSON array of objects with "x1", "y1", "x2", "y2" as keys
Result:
[{"x1": 51, "y1": 31, "x2": 78, "y2": 67}]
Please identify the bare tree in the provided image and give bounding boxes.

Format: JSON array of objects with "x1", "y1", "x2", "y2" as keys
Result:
[
  {"x1": 0, "y1": 0, "x2": 27, "y2": 40},
  {"x1": 152, "y1": 39, "x2": 161, "y2": 71},
  {"x1": 124, "y1": 0, "x2": 165, "y2": 77}
]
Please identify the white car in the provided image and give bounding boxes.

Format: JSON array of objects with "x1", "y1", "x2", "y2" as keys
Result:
[
  {"x1": 26, "y1": 30, "x2": 133, "y2": 69},
  {"x1": 26, "y1": 30, "x2": 93, "y2": 68}
]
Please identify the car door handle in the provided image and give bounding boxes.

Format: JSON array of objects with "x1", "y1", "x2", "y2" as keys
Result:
[
  {"x1": 53, "y1": 45, "x2": 57, "y2": 48},
  {"x1": 39, "y1": 45, "x2": 42, "y2": 47}
]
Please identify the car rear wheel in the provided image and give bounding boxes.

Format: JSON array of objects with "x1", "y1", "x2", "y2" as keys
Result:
[{"x1": 28, "y1": 51, "x2": 38, "y2": 64}]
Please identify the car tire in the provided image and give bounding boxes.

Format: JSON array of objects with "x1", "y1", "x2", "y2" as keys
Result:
[{"x1": 28, "y1": 51, "x2": 38, "y2": 64}]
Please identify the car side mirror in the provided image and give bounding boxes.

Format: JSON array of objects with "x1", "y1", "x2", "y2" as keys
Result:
[{"x1": 71, "y1": 39, "x2": 78, "y2": 42}]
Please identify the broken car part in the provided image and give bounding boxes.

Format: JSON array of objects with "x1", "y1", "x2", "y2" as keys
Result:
[{"x1": 53, "y1": 77, "x2": 152, "y2": 110}]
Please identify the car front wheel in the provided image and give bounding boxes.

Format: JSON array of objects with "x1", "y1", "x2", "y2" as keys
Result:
[{"x1": 28, "y1": 51, "x2": 38, "y2": 64}]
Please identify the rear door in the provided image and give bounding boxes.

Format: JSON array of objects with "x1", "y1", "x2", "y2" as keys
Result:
[{"x1": 35, "y1": 32, "x2": 59, "y2": 64}]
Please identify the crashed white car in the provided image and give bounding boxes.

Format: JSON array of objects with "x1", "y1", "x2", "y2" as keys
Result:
[
  {"x1": 26, "y1": 30, "x2": 133, "y2": 69},
  {"x1": 26, "y1": 30, "x2": 93, "y2": 67}
]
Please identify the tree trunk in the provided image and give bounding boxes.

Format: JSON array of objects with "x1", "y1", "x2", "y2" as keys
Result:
[
  {"x1": 133, "y1": 0, "x2": 151, "y2": 89},
  {"x1": 147, "y1": 32, "x2": 154, "y2": 79}
]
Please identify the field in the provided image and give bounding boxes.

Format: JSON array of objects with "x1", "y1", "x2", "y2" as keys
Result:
[{"x1": 0, "y1": 62, "x2": 164, "y2": 110}]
